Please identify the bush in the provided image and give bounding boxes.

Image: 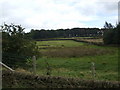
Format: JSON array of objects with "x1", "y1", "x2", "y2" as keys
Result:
[
  {"x1": 103, "y1": 23, "x2": 120, "y2": 45},
  {"x1": 103, "y1": 30, "x2": 115, "y2": 44},
  {"x1": 1, "y1": 23, "x2": 39, "y2": 68}
]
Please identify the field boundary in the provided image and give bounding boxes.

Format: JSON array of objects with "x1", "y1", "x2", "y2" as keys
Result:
[{"x1": 2, "y1": 70, "x2": 120, "y2": 88}]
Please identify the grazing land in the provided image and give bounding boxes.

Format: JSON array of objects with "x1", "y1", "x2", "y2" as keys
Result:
[
  {"x1": 2, "y1": 22, "x2": 120, "y2": 88},
  {"x1": 35, "y1": 39, "x2": 118, "y2": 81},
  {"x1": 37, "y1": 40, "x2": 85, "y2": 48}
]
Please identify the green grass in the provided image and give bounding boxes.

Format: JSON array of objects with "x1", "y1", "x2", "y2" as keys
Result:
[
  {"x1": 36, "y1": 53, "x2": 118, "y2": 81},
  {"x1": 37, "y1": 40, "x2": 85, "y2": 48},
  {"x1": 35, "y1": 40, "x2": 118, "y2": 81}
]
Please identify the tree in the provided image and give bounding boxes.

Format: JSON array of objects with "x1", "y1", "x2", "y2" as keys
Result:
[
  {"x1": 104, "y1": 21, "x2": 114, "y2": 29},
  {"x1": 103, "y1": 22, "x2": 120, "y2": 45},
  {"x1": 1, "y1": 23, "x2": 39, "y2": 68}
]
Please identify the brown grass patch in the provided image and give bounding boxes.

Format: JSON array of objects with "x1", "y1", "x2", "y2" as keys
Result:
[
  {"x1": 76, "y1": 38, "x2": 103, "y2": 44},
  {"x1": 40, "y1": 47, "x2": 114, "y2": 58}
]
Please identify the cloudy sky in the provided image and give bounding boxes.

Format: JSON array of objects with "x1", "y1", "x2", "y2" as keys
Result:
[{"x1": 0, "y1": 0, "x2": 119, "y2": 32}]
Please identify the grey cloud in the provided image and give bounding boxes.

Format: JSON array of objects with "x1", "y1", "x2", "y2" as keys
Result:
[
  {"x1": 75, "y1": 1, "x2": 117, "y2": 17},
  {"x1": 0, "y1": 0, "x2": 118, "y2": 32},
  {"x1": 98, "y1": 2, "x2": 118, "y2": 13}
]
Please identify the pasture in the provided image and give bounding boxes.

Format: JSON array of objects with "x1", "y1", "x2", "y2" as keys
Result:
[
  {"x1": 37, "y1": 40, "x2": 85, "y2": 48},
  {"x1": 35, "y1": 40, "x2": 118, "y2": 81}
]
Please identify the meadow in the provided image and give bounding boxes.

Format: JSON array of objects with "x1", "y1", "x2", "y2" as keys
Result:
[
  {"x1": 35, "y1": 40, "x2": 118, "y2": 81},
  {"x1": 37, "y1": 40, "x2": 85, "y2": 48}
]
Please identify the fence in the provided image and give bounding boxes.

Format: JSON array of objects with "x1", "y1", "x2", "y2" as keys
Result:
[{"x1": 2, "y1": 52, "x2": 36, "y2": 73}]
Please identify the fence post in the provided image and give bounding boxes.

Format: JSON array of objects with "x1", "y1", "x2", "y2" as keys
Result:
[
  {"x1": 91, "y1": 62, "x2": 96, "y2": 79},
  {"x1": 33, "y1": 56, "x2": 36, "y2": 74}
]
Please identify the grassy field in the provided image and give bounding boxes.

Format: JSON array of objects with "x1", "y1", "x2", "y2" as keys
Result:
[
  {"x1": 35, "y1": 39, "x2": 118, "y2": 81},
  {"x1": 37, "y1": 40, "x2": 85, "y2": 48}
]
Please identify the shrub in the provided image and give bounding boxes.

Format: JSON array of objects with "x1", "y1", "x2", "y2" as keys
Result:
[
  {"x1": 103, "y1": 30, "x2": 115, "y2": 44},
  {"x1": 1, "y1": 23, "x2": 40, "y2": 68},
  {"x1": 103, "y1": 23, "x2": 120, "y2": 45}
]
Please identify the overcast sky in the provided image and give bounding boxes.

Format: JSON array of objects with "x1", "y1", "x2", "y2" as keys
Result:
[{"x1": 0, "y1": 0, "x2": 119, "y2": 32}]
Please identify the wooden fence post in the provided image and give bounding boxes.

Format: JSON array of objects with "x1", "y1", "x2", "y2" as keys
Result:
[
  {"x1": 33, "y1": 56, "x2": 36, "y2": 74},
  {"x1": 91, "y1": 62, "x2": 96, "y2": 79}
]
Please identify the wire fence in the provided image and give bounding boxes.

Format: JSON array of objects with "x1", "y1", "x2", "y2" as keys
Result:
[
  {"x1": 2, "y1": 52, "x2": 33, "y2": 71},
  {"x1": 2, "y1": 52, "x2": 98, "y2": 79}
]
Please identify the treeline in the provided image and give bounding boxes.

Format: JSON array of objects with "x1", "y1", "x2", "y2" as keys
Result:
[
  {"x1": 26, "y1": 28, "x2": 104, "y2": 39},
  {"x1": 25, "y1": 21, "x2": 120, "y2": 45}
]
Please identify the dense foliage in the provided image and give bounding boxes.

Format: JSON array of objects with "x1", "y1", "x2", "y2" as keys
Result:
[
  {"x1": 1, "y1": 23, "x2": 39, "y2": 68},
  {"x1": 103, "y1": 22, "x2": 120, "y2": 45}
]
